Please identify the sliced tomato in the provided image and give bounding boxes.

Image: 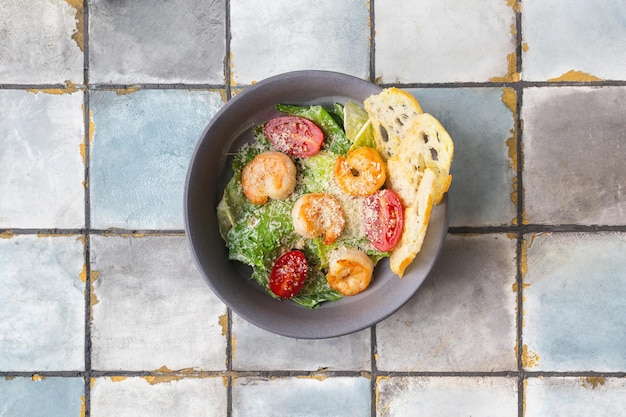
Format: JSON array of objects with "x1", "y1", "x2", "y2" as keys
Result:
[
  {"x1": 269, "y1": 250, "x2": 309, "y2": 298},
  {"x1": 264, "y1": 116, "x2": 324, "y2": 157},
  {"x1": 362, "y1": 189, "x2": 404, "y2": 252}
]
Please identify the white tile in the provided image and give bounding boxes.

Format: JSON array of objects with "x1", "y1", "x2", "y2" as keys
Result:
[
  {"x1": 0, "y1": 91, "x2": 85, "y2": 229},
  {"x1": 230, "y1": 0, "x2": 370, "y2": 84},
  {"x1": 375, "y1": 0, "x2": 516, "y2": 83},
  {"x1": 0, "y1": 235, "x2": 85, "y2": 371},
  {"x1": 91, "y1": 377, "x2": 227, "y2": 417},
  {"x1": 377, "y1": 376, "x2": 518, "y2": 417}
]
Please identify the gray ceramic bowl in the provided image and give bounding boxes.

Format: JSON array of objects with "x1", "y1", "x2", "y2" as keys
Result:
[{"x1": 184, "y1": 70, "x2": 448, "y2": 339}]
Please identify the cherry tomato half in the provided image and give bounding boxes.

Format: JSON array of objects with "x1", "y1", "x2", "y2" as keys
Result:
[
  {"x1": 264, "y1": 116, "x2": 324, "y2": 157},
  {"x1": 362, "y1": 189, "x2": 404, "y2": 252},
  {"x1": 269, "y1": 250, "x2": 309, "y2": 298}
]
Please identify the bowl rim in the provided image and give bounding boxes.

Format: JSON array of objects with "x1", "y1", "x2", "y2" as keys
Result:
[{"x1": 184, "y1": 70, "x2": 448, "y2": 339}]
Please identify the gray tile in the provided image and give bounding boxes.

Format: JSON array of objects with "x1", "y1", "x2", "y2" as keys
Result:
[
  {"x1": 0, "y1": 235, "x2": 85, "y2": 371},
  {"x1": 89, "y1": 0, "x2": 225, "y2": 84},
  {"x1": 0, "y1": 90, "x2": 85, "y2": 229},
  {"x1": 376, "y1": 376, "x2": 518, "y2": 417},
  {"x1": 523, "y1": 0, "x2": 626, "y2": 81},
  {"x1": 91, "y1": 376, "x2": 227, "y2": 417},
  {"x1": 408, "y1": 88, "x2": 518, "y2": 227},
  {"x1": 0, "y1": 0, "x2": 83, "y2": 84},
  {"x1": 523, "y1": 232, "x2": 626, "y2": 372},
  {"x1": 376, "y1": 234, "x2": 518, "y2": 372},
  {"x1": 230, "y1": 0, "x2": 369, "y2": 84},
  {"x1": 375, "y1": 0, "x2": 517, "y2": 83},
  {"x1": 233, "y1": 377, "x2": 371, "y2": 417},
  {"x1": 90, "y1": 235, "x2": 228, "y2": 371},
  {"x1": 89, "y1": 89, "x2": 224, "y2": 230},
  {"x1": 523, "y1": 87, "x2": 626, "y2": 225},
  {"x1": 231, "y1": 313, "x2": 370, "y2": 371},
  {"x1": 525, "y1": 377, "x2": 626, "y2": 417}
]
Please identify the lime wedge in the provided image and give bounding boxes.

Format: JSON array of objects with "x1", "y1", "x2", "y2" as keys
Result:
[{"x1": 344, "y1": 101, "x2": 375, "y2": 149}]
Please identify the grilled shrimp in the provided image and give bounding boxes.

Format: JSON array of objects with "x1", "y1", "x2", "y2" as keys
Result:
[
  {"x1": 291, "y1": 193, "x2": 345, "y2": 244},
  {"x1": 326, "y1": 247, "x2": 373, "y2": 296},
  {"x1": 334, "y1": 146, "x2": 386, "y2": 197},
  {"x1": 241, "y1": 151, "x2": 297, "y2": 205}
]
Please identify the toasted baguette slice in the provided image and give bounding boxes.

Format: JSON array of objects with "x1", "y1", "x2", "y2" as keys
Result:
[
  {"x1": 389, "y1": 168, "x2": 435, "y2": 277},
  {"x1": 364, "y1": 88, "x2": 454, "y2": 277},
  {"x1": 363, "y1": 87, "x2": 423, "y2": 160}
]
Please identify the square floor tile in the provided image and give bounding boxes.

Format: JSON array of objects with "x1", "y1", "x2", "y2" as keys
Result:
[
  {"x1": 375, "y1": 0, "x2": 516, "y2": 83},
  {"x1": 91, "y1": 376, "x2": 227, "y2": 417},
  {"x1": 0, "y1": 0, "x2": 83, "y2": 84},
  {"x1": 376, "y1": 234, "x2": 517, "y2": 372},
  {"x1": 231, "y1": 313, "x2": 370, "y2": 371},
  {"x1": 0, "y1": 90, "x2": 85, "y2": 229},
  {"x1": 89, "y1": 89, "x2": 224, "y2": 230},
  {"x1": 89, "y1": 0, "x2": 225, "y2": 84},
  {"x1": 230, "y1": 0, "x2": 370, "y2": 84},
  {"x1": 525, "y1": 377, "x2": 626, "y2": 417},
  {"x1": 376, "y1": 376, "x2": 518, "y2": 417},
  {"x1": 233, "y1": 377, "x2": 370, "y2": 417},
  {"x1": 523, "y1": 0, "x2": 626, "y2": 81},
  {"x1": 409, "y1": 88, "x2": 517, "y2": 227},
  {"x1": 523, "y1": 232, "x2": 626, "y2": 372},
  {"x1": 0, "y1": 235, "x2": 85, "y2": 371},
  {"x1": 0, "y1": 377, "x2": 84, "y2": 416},
  {"x1": 90, "y1": 235, "x2": 228, "y2": 371},
  {"x1": 522, "y1": 87, "x2": 626, "y2": 225}
]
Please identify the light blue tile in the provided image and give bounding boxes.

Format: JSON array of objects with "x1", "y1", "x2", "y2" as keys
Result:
[
  {"x1": 376, "y1": 0, "x2": 516, "y2": 83},
  {"x1": 233, "y1": 377, "x2": 370, "y2": 417},
  {"x1": 523, "y1": 233, "x2": 626, "y2": 371},
  {"x1": 0, "y1": 235, "x2": 85, "y2": 371},
  {"x1": 90, "y1": 90, "x2": 224, "y2": 229},
  {"x1": 90, "y1": 235, "x2": 228, "y2": 372},
  {"x1": 0, "y1": 377, "x2": 84, "y2": 416},
  {"x1": 377, "y1": 376, "x2": 518, "y2": 417},
  {"x1": 376, "y1": 234, "x2": 517, "y2": 372},
  {"x1": 91, "y1": 377, "x2": 227, "y2": 417},
  {"x1": 523, "y1": 0, "x2": 626, "y2": 81},
  {"x1": 231, "y1": 313, "x2": 370, "y2": 371},
  {"x1": 0, "y1": 90, "x2": 85, "y2": 229},
  {"x1": 408, "y1": 88, "x2": 517, "y2": 227},
  {"x1": 525, "y1": 377, "x2": 626, "y2": 417},
  {"x1": 0, "y1": 1, "x2": 83, "y2": 84},
  {"x1": 230, "y1": 0, "x2": 370, "y2": 84},
  {"x1": 522, "y1": 87, "x2": 626, "y2": 225},
  {"x1": 89, "y1": 0, "x2": 226, "y2": 84}
]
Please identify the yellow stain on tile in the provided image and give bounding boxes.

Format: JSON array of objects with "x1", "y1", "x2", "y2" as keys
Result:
[
  {"x1": 90, "y1": 377, "x2": 96, "y2": 388},
  {"x1": 142, "y1": 374, "x2": 185, "y2": 385},
  {"x1": 548, "y1": 70, "x2": 603, "y2": 82},
  {"x1": 520, "y1": 238, "x2": 528, "y2": 278},
  {"x1": 297, "y1": 374, "x2": 330, "y2": 382},
  {"x1": 109, "y1": 376, "x2": 128, "y2": 382},
  {"x1": 522, "y1": 42, "x2": 529, "y2": 52},
  {"x1": 375, "y1": 375, "x2": 391, "y2": 417},
  {"x1": 522, "y1": 379, "x2": 528, "y2": 417},
  {"x1": 27, "y1": 80, "x2": 79, "y2": 95},
  {"x1": 89, "y1": 270, "x2": 101, "y2": 322},
  {"x1": 80, "y1": 395, "x2": 86, "y2": 417},
  {"x1": 65, "y1": 0, "x2": 84, "y2": 51},
  {"x1": 0, "y1": 230, "x2": 15, "y2": 239},
  {"x1": 218, "y1": 314, "x2": 228, "y2": 336},
  {"x1": 521, "y1": 344, "x2": 540, "y2": 368},
  {"x1": 490, "y1": 52, "x2": 520, "y2": 83},
  {"x1": 511, "y1": 282, "x2": 531, "y2": 293},
  {"x1": 229, "y1": 53, "x2": 238, "y2": 87},
  {"x1": 582, "y1": 376, "x2": 606, "y2": 389},
  {"x1": 501, "y1": 87, "x2": 526, "y2": 224},
  {"x1": 115, "y1": 86, "x2": 141, "y2": 95},
  {"x1": 79, "y1": 264, "x2": 87, "y2": 283},
  {"x1": 80, "y1": 108, "x2": 94, "y2": 165},
  {"x1": 31, "y1": 374, "x2": 45, "y2": 381},
  {"x1": 506, "y1": 0, "x2": 522, "y2": 13}
]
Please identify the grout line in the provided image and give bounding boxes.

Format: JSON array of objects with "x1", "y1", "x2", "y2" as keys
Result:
[
  {"x1": 82, "y1": 0, "x2": 92, "y2": 415},
  {"x1": 370, "y1": 325, "x2": 378, "y2": 417},
  {"x1": 369, "y1": 0, "x2": 376, "y2": 84},
  {"x1": 224, "y1": 0, "x2": 232, "y2": 102}
]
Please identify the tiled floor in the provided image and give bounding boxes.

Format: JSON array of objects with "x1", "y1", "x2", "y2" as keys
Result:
[{"x1": 1, "y1": 1, "x2": 625, "y2": 416}]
